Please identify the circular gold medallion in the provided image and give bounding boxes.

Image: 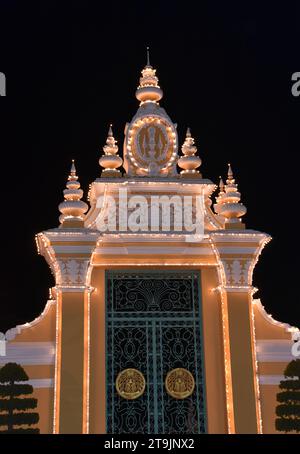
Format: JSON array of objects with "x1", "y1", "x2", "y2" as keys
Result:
[
  {"x1": 116, "y1": 368, "x2": 146, "y2": 400},
  {"x1": 165, "y1": 368, "x2": 195, "y2": 399}
]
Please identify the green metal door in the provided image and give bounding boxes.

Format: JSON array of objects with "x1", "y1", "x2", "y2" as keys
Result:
[{"x1": 106, "y1": 270, "x2": 207, "y2": 434}]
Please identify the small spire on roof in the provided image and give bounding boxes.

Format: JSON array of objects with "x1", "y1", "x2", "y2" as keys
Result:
[
  {"x1": 58, "y1": 160, "x2": 88, "y2": 227},
  {"x1": 227, "y1": 163, "x2": 234, "y2": 181},
  {"x1": 146, "y1": 46, "x2": 150, "y2": 66},
  {"x1": 69, "y1": 159, "x2": 76, "y2": 178}
]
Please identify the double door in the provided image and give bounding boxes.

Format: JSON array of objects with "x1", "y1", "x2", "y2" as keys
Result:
[{"x1": 106, "y1": 271, "x2": 207, "y2": 434}]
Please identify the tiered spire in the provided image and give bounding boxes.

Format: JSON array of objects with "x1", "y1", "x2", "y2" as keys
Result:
[
  {"x1": 213, "y1": 176, "x2": 225, "y2": 214},
  {"x1": 177, "y1": 128, "x2": 202, "y2": 177},
  {"x1": 135, "y1": 47, "x2": 163, "y2": 104},
  {"x1": 58, "y1": 160, "x2": 88, "y2": 227},
  {"x1": 99, "y1": 125, "x2": 123, "y2": 177},
  {"x1": 214, "y1": 164, "x2": 247, "y2": 228}
]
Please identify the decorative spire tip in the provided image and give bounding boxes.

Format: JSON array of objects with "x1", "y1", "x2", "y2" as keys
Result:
[
  {"x1": 146, "y1": 46, "x2": 150, "y2": 66},
  {"x1": 70, "y1": 159, "x2": 76, "y2": 176}
]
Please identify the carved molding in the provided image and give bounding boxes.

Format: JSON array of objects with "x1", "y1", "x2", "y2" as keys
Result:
[
  {"x1": 222, "y1": 259, "x2": 252, "y2": 286},
  {"x1": 57, "y1": 259, "x2": 89, "y2": 285}
]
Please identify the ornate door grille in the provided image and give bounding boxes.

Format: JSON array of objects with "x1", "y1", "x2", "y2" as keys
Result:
[{"x1": 106, "y1": 270, "x2": 207, "y2": 434}]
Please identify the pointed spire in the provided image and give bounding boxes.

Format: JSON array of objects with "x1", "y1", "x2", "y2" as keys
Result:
[
  {"x1": 178, "y1": 128, "x2": 202, "y2": 178},
  {"x1": 146, "y1": 46, "x2": 151, "y2": 67},
  {"x1": 213, "y1": 176, "x2": 225, "y2": 214},
  {"x1": 70, "y1": 159, "x2": 76, "y2": 177},
  {"x1": 215, "y1": 164, "x2": 247, "y2": 229},
  {"x1": 227, "y1": 163, "x2": 233, "y2": 181},
  {"x1": 99, "y1": 125, "x2": 123, "y2": 177},
  {"x1": 219, "y1": 176, "x2": 225, "y2": 193},
  {"x1": 135, "y1": 50, "x2": 163, "y2": 104},
  {"x1": 58, "y1": 161, "x2": 88, "y2": 227}
]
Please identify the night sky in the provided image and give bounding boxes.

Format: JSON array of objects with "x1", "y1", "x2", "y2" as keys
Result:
[{"x1": 0, "y1": 1, "x2": 299, "y2": 332}]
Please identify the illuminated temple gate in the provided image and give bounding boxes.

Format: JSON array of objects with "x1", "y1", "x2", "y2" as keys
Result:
[
  {"x1": 3, "y1": 56, "x2": 299, "y2": 434},
  {"x1": 106, "y1": 271, "x2": 206, "y2": 434}
]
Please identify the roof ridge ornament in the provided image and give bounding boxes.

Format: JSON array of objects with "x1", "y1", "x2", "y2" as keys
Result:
[
  {"x1": 99, "y1": 124, "x2": 123, "y2": 177},
  {"x1": 58, "y1": 160, "x2": 88, "y2": 228},
  {"x1": 123, "y1": 56, "x2": 178, "y2": 177},
  {"x1": 178, "y1": 128, "x2": 202, "y2": 178},
  {"x1": 214, "y1": 164, "x2": 247, "y2": 229}
]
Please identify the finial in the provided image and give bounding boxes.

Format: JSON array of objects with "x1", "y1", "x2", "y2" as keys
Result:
[
  {"x1": 215, "y1": 164, "x2": 246, "y2": 228},
  {"x1": 146, "y1": 46, "x2": 150, "y2": 66},
  {"x1": 219, "y1": 176, "x2": 224, "y2": 191},
  {"x1": 99, "y1": 125, "x2": 123, "y2": 177},
  {"x1": 228, "y1": 163, "x2": 233, "y2": 179},
  {"x1": 69, "y1": 159, "x2": 77, "y2": 179},
  {"x1": 178, "y1": 129, "x2": 202, "y2": 178},
  {"x1": 136, "y1": 47, "x2": 163, "y2": 104},
  {"x1": 213, "y1": 176, "x2": 225, "y2": 214},
  {"x1": 58, "y1": 162, "x2": 88, "y2": 227}
]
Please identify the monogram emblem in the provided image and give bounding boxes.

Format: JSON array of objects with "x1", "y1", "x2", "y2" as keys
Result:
[
  {"x1": 134, "y1": 123, "x2": 171, "y2": 167},
  {"x1": 116, "y1": 368, "x2": 146, "y2": 400},
  {"x1": 165, "y1": 368, "x2": 195, "y2": 399}
]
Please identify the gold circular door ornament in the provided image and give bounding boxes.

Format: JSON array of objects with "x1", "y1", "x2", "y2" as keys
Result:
[
  {"x1": 116, "y1": 368, "x2": 146, "y2": 400},
  {"x1": 165, "y1": 368, "x2": 195, "y2": 399}
]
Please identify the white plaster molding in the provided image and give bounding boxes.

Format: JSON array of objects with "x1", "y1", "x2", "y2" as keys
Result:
[
  {"x1": 18, "y1": 378, "x2": 54, "y2": 388},
  {"x1": 217, "y1": 247, "x2": 259, "y2": 254},
  {"x1": 253, "y1": 299, "x2": 299, "y2": 336},
  {"x1": 211, "y1": 231, "x2": 270, "y2": 241},
  {"x1": 52, "y1": 246, "x2": 96, "y2": 254},
  {"x1": 223, "y1": 286, "x2": 253, "y2": 293},
  {"x1": 57, "y1": 259, "x2": 90, "y2": 285},
  {"x1": 256, "y1": 340, "x2": 295, "y2": 362},
  {"x1": 45, "y1": 231, "x2": 99, "y2": 242},
  {"x1": 55, "y1": 285, "x2": 93, "y2": 293},
  {"x1": 222, "y1": 259, "x2": 252, "y2": 286},
  {"x1": 4, "y1": 300, "x2": 56, "y2": 341},
  {"x1": 259, "y1": 375, "x2": 286, "y2": 385},
  {"x1": 94, "y1": 246, "x2": 214, "y2": 256},
  {"x1": 0, "y1": 342, "x2": 55, "y2": 365},
  {"x1": 99, "y1": 233, "x2": 211, "y2": 242}
]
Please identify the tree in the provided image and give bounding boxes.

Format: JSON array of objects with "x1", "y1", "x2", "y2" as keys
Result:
[
  {"x1": 0, "y1": 362, "x2": 39, "y2": 434},
  {"x1": 276, "y1": 359, "x2": 300, "y2": 433}
]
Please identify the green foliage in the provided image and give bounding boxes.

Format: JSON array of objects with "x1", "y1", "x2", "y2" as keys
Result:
[
  {"x1": 0, "y1": 362, "x2": 40, "y2": 434},
  {"x1": 279, "y1": 379, "x2": 300, "y2": 390},
  {"x1": 275, "y1": 359, "x2": 300, "y2": 433},
  {"x1": 284, "y1": 359, "x2": 300, "y2": 379},
  {"x1": 0, "y1": 427, "x2": 40, "y2": 434},
  {"x1": 0, "y1": 363, "x2": 28, "y2": 383},
  {"x1": 0, "y1": 384, "x2": 33, "y2": 397},
  {"x1": 0, "y1": 397, "x2": 38, "y2": 411}
]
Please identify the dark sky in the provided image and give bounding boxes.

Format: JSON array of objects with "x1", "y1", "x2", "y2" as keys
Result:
[{"x1": 0, "y1": 1, "x2": 299, "y2": 332}]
